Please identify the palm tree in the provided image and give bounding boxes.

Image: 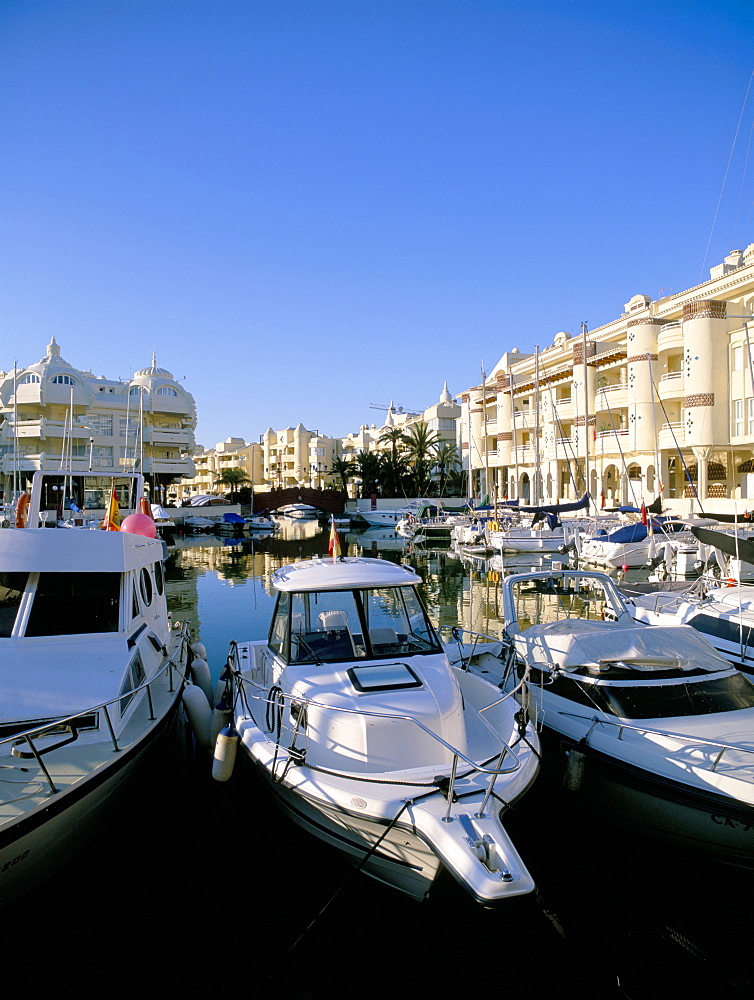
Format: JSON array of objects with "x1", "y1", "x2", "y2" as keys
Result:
[
  {"x1": 214, "y1": 467, "x2": 251, "y2": 503},
  {"x1": 402, "y1": 422, "x2": 440, "y2": 496},
  {"x1": 433, "y1": 442, "x2": 460, "y2": 497},
  {"x1": 378, "y1": 426, "x2": 409, "y2": 497},
  {"x1": 355, "y1": 450, "x2": 383, "y2": 498},
  {"x1": 329, "y1": 456, "x2": 356, "y2": 495}
]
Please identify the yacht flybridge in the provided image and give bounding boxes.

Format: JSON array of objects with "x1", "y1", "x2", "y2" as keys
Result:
[{"x1": 221, "y1": 556, "x2": 540, "y2": 904}]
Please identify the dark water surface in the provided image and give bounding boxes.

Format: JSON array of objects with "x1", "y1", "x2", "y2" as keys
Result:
[{"x1": 5, "y1": 524, "x2": 752, "y2": 998}]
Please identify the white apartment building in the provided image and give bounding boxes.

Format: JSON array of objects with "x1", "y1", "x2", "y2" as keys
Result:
[
  {"x1": 0, "y1": 339, "x2": 197, "y2": 501},
  {"x1": 184, "y1": 437, "x2": 264, "y2": 500},
  {"x1": 458, "y1": 247, "x2": 754, "y2": 510}
]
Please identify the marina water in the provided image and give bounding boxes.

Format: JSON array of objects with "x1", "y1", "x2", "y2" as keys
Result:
[{"x1": 5, "y1": 522, "x2": 752, "y2": 998}]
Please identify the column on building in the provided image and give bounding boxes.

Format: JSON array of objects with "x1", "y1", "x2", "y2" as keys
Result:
[
  {"x1": 682, "y1": 300, "x2": 728, "y2": 501},
  {"x1": 626, "y1": 316, "x2": 661, "y2": 500},
  {"x1": 495, "y1": 371, "x2": 512, "y2": 497},
  {"x1": 572, "y1": 338, "x2": 597, "y2": 499}
]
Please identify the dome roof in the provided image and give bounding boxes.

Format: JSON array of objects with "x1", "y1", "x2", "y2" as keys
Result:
[{"x1": 134, "y1": 352, "x2": 174, "y2": 379}]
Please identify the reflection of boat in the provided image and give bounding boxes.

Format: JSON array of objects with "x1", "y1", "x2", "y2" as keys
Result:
[
  {"x1": 221, "y1": 556, "x2": 540, "y2": 903},
  {"x1": 459, "y1": 567, "x2": 754, "y2": 864},
  {"x1": 275, "y1": 504, "x2": 319, "y2": 520},
  {"x1": 0, "y1": 471, "x2": 193, "y2": 905}
]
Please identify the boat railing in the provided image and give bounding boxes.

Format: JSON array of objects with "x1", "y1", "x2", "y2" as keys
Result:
[
  {"x1": 2, "y1": 622, "x2": 192, "y2": 795},
  {"x1": 231, "y1": 648, "x2": 530, "y2": 822},
  {"x1": 558, "y1": 710, "x2": 754, "y2": 772}
]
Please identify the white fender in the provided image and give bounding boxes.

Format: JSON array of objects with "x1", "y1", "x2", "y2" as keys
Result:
[
  {"x1": 191, "y1": 641, "x2": 208, "y2": 661},
  {"x1": 183, "y1": 683, "x2": 213, "y2": 749},
  {"x1": 209, "y1": 698, "x2": 233, "y2": 748},
  {"x1": 212, "y1": 724, "x2": 239, "y2": 782},
  {"x1": 190, "y1": 657, "x2": 213, "y2": 706}
]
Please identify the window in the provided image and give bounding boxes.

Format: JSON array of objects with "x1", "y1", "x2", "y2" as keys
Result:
[
  {"x1": 139, "y1": 567, "x2": 153, "y2": 607},
  {"x1": 51, "y1": 374, "x2": 76, "y2": 385},
  {"x1": 156, "y1": 386, "x2": 178, "y2": 396},
  {"x1": 91, "y1": 446, "x2": 113, "y2": 467},
  {"x1": 89, "y1": 414, "x2": 113, "y2": 436},
  {"x1": 119, "y1": 651, "x2": 146, "y2": 715},
  {"x1": 0, "y1": 572, "x2": 29, "y2": 637},
  {"x1": 26, "y1": 573, "x2": 120, "y2": 636},
  {"x1": 19, "y1": 373, "x2": 40, "y2": 384},
  {"x1": 119, "y1": 418, "x2": 140, "y2": 436},
  {"x1": 748, "y1": 399, "x2": 754, "y2": 436},
  {"x1": 734, "y1": 399, "x2": 744, "y2": 437},
  {"x1": 129, "y1": 385, "x2": 146, "y2": 396}
]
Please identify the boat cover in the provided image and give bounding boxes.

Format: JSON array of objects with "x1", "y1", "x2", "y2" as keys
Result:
[
  {"x1": 224, "y1": 512, "x2": 246, "y2": 523},
  {"x1": 602, "y1": 523, "x2": 648, "y2": 544},
  {"x1": 517, "y1": 619, "x2": 732, "y2": 673},
  {"x1": 690, "y1": 526, "x2": 754, "y2": 565}
]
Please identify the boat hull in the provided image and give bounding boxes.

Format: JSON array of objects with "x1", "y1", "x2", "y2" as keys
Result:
[
  {"x1": 542, "y1": 727, "x2": 754, "y2": 865},
  {"x1": 0, "y1": 679, "x2": 188, "y2": 906}
]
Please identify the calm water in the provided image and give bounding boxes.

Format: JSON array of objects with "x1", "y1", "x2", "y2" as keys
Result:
[{"x1": 5, "y1": 521, "x2": 752, "y2": 997}]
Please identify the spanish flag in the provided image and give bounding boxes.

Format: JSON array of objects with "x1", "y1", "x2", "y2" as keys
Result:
[
  {"x1": 328, "y1": 516, "x2": 341, "y2": 559},
  {"x1": 103, "y1": 487, "x2": 121, "y2": 531}
]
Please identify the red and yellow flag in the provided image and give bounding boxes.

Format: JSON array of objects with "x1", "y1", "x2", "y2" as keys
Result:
[
  {"x1": 328, "y1": 517, "x2": 341, "y2": 559},
  {"x1": 103, "y1": 487, "x2": 121, "y2": 531}
]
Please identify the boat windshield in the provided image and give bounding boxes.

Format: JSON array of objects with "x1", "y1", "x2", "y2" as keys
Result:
[
  {"x1": 25, "y1": 572, "x2": 121, "y2": 636},
  {"x1": 547, "y1": 672, "x2": 754, "y2": 719},
  {"x1": 0, "y1": 572, "x2": 29, "y2": 637},
  {"x1": 270, "y1": 585, "x2": 442, "y2": 665}
]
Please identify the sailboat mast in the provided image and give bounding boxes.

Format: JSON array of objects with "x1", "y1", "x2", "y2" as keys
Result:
[
  {"x1": 581, "y1": 322, "x2": 591, "y2": 509},
  {"x1": 534, "y1": 346, "x2": 540, "y2": 504}
]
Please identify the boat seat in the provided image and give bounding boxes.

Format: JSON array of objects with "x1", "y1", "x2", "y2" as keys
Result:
[
  {"x1": 319, "y1": 610, "x2": 349, "y2": 630},
  {"x1": 369, "y1": 627, "x2": 399, "y2": 648}
]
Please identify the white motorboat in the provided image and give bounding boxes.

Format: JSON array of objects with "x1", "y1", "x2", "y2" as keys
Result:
[
  {"x1": 0, "y1": 471, "x2": 195, "y2": 905},
  {"x1": 455, "y1": 568, "x2": 754, "y2": 865},
  {"x1": 219, "y1": 556, "x2": 540, "y2": 904}
]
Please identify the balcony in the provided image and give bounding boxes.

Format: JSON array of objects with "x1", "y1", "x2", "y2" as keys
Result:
[
  {"x1": 594, "y1": 383, "x2": 628, "y2": 409},
  {"x1": 658, "y1": 422, "x2": 683, "y2": 448},
  {"x1": 657, "y1": 321, "x2": 683, "y2": 353},
  {"x1": 595, "y1": 429, "x2": 629, "y2": 454},
  {"x1": 657, "y1": 371, "x2": 684, "y2": 401}
]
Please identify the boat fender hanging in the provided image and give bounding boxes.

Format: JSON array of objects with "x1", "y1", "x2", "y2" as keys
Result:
[
  {"x1": 209, "y1": 697, "x2": 233, "y2": 748},
  {"x1": 190, "y1": 657, "x2": 214, "y2": 707},
  {"x1": 191, "y1": 641, "x2": 208, "y2": 661},
  {"x1": 15, "y1": 492, "x2": 31, "y2": 528},
  {"x1": 563, "y1": 742, "x2": 587, "y2": 792},
  {"x1": 212, "y1": 724, "x2": 238, "y2": 782},
  {"x1": 182, "y1": 684, "x2": 213, "y2": 749}
]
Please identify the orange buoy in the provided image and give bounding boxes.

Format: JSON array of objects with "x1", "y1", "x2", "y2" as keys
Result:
[{"x1": 15, "y1": 492, "x2": 31, "y2": 528}]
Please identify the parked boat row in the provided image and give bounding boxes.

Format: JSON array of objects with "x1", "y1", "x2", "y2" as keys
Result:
[{"x1": 5, "y1": 477, "x2": 754, "y2": 911}]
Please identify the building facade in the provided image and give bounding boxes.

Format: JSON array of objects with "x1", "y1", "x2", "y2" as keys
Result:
[
  {"x1": 458, "y1": 246, "x2": 754, "y2": 509},
  {"x1": 0, "y1": 339, "x2": 197, "y2": 501}
]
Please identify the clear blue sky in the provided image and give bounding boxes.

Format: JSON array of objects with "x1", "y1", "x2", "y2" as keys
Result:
[{"x1": 2, "y1": 0, "x2": 753, "y2": 448}]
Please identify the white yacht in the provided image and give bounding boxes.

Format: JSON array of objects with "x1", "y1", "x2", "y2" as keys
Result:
[
  {"x1": 0, "y1": 471, "x2": 194, "y2": 905},
  {"x1": 220, "y1": 556, "x2": 540, "y2": 903}
]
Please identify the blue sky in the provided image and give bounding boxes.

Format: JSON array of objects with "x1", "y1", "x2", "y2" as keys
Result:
[{"x1": 2, "y1": 0, "x2": 754, "y2": 448}]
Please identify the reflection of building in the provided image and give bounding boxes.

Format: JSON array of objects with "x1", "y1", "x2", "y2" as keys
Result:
[
  {"x1": 458, "y1": 246, "x2": 754, "y2": 509},
  {"x1": 0, "y1": 339, "x2": 196, "y2": 501}
]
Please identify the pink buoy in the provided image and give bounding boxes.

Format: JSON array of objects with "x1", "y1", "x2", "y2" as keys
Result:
[{"x1": 121, "y1": 512, "x2": 158, "y2": 538}]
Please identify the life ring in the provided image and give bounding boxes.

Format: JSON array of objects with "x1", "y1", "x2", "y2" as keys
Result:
[
  {"x1": 490, "y1": 520, "x2": 499, "y2": 532},
  {"x1": 15, "y1": 492, "x2": 31, "y2": 528}
]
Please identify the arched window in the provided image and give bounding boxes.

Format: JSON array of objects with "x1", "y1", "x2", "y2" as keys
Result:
[
  {"x1": 20, "y1": 373, "x2": 40, "y2": 384},
  {"x1": 51, "y1": 374, "x2": 76, "y2": 385},
  {"x1": 129, "y1": 385, "x2": 146, "y2": 396},
  {"x1": 156, "y1": 385, "x2": 178, "y2": 396}
]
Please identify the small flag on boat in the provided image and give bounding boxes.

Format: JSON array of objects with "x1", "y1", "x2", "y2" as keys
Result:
[
  {"x1": 103, "y1": 487, "x2": 120, "y2": 531},
  {"x1": 328, "y1": 516, "x2": 341, "y2": 559}
]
